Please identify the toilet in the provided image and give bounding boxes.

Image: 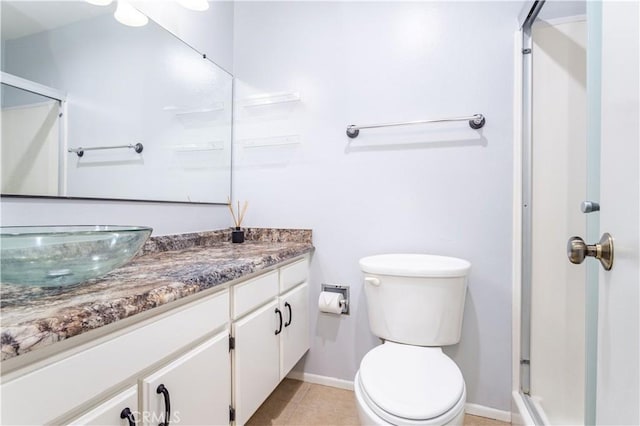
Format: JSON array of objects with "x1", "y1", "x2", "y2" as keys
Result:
[{"x1": 355, "y1": 254, "x2": 471, "y2": 426}]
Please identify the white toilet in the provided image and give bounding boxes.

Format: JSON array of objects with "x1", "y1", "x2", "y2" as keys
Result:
[{"x1": 355, "y1": 254, "x2": 471, "y2": 426}]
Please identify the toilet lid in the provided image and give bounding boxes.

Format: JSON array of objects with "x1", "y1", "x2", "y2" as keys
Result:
[
  {"x1": 359, "y1": 254, "x2": 471, "y2": 278},
  {"x1": 359, "y1": 342, "x2": 465, "y2": 421}
]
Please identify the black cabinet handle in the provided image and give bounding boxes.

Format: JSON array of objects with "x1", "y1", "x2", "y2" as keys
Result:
[
  {"x1": 156, "y1": 384, "x2": 171, "y2": 426},
  {"x1": 275, "y1": 308, "x2": 283, "y2": 335},
  {"x1": 284, "y1": 302, "x2": 292, "y2": 327},
  {"x1": 120, "y1": 407, "x2": 136, "y2": 426}
]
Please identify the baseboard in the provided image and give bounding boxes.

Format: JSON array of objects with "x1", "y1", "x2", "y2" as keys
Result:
[
  {"x1": 287, "y1": 371, "x2": 512, "y2": 423},
  {"x1": 286, "y1": 371, "x2": 355, "y2": 391},
  {"x1": 465, "y1": 403, "x2": 512, "y2": 423},
  {"x1": 511, "y1": 391, "x2": 537, "y2": 426}
]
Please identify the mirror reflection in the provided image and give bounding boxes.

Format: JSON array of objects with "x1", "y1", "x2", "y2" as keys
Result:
[{"x1": 1, "y1": 1, "x2": 232, "y2": 203}]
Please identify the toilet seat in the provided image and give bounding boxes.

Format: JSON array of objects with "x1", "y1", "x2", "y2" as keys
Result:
[{"x1": 357, "y1": 342, "x2": 466, "y2": 424}]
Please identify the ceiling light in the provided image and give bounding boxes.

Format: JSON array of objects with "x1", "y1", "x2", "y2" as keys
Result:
[
  {"x1": 86, "y1": 0, "x2": 113, "y2": 5},
  {"x1": 114, "y1": 0, "x2": 148, "y2": 27},
  {"x1": 177, "y1": 0, "x2": 209, "y2": 12}
]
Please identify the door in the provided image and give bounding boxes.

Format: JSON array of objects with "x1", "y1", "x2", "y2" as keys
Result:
[
  {"x1": 280, "y1": 282, "x2": 310, "y2": 379},
  {"x1": 68, "y1": 386, "x2": 138, "y2": 426},
  {"x1": 232, "y1": 299, "x2": 280, "y2": 425},
  {"x1": 594, "y1": 2, "x2": 639, "y2": 424},
  {"x1": 141, "y1": 332, "x2": 231, "y2": 426}
]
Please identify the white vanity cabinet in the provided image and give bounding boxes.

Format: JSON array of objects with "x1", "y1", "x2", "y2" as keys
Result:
[
  {"x1": 1, "y1": 289, "x2": 230, "y2": 426},
  {"x1": 0, "y1": 254, "x2": 310, "y2": 426},
  {"x1": 232, "y1": 258, "x2": 310, "y2": 425}
]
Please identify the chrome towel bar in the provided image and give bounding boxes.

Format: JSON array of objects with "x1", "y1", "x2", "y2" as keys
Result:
[
  {"x1": 68, "y1": 143, "x2": 144, "y2": 157},
  {"x1": 346, "y1": 114, "x2": 485, "y2": 138}
]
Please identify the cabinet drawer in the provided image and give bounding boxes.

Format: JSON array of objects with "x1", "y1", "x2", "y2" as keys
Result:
[
  {"x1": 67, "y1": 385, "x2": 138, "y2": 426},
  {"x1": 279, "y1": 258, "x2": 309, "y2": 293},
  {"x1": 232, "y1": 271, "x2": 278, "y2": 319},
  {"x1": 1, "y1": 290, "x2": 229, "y2": 425}
]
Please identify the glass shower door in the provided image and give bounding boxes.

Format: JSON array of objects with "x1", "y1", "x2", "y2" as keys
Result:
[
  {"x1": 0, "y1": 83, "x2": 63, "y2": 196},
  {"x1": 521, "y1": 0, "x2": 600, "y2": 424}
]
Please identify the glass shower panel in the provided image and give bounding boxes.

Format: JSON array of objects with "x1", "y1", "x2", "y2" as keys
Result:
[
  {"x1": 528, "y1": 1, "x2": 590, "y2": 424},
  {"x1": 1, "y1": 84, "x2": 62, "y2": 196}
]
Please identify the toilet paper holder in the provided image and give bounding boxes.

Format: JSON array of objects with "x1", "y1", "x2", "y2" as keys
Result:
[{"x1": 321, "y1": 284, "x2": 350, "y2": 315}]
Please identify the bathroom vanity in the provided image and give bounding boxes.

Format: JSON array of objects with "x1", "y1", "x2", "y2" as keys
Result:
[{"x1": 0, "y1": 229, "x2": 313, "y2": 425}]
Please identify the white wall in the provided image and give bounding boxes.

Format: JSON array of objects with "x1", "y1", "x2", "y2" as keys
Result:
[
  {"x1": 1, "y1": 101, "x2": 60, "y2": 196},
  {"x1": 134, "y1": 0, "x2": 234, "y2": 74},
  {"x1": 1, "y1": 1, "x2": 234, "y2": 235},
  {"x1": 233, "y1": 1, "x2": 518, "y2": 411},
  {"x1": 530, "y1": 19, "x2": 586, "y2": 425},
  {"x1": 0, "y1": 197, "x2": 230, "y2": 235}
]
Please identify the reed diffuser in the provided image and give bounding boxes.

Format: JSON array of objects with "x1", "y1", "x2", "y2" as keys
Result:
[{"x1": 227, "y1": 198, "x2": 248, "y2": 243}]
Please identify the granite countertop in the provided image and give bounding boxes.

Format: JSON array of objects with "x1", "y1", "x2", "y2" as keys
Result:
[{"x1": 0, "y1": 228, "x2": 313, "y2": 361}]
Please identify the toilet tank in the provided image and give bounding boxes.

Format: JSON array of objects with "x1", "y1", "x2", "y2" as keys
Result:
[{"x1": 359, "y1": 254, "x2": 471, "y2": 346}]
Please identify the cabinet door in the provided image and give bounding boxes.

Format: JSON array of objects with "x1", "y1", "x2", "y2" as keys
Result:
[
  {"x1": 141, "y1": 331, "x2": 230, "y2": 426},
  {"x1": 68, "y1": 386, "x2": 138, "y2": 426},
  {"x1": 280, "y1": 282, "x2": 310, "y2": 379},
  {"x1": 233, "y1": 299, "x2": 280, "y2": 425}
]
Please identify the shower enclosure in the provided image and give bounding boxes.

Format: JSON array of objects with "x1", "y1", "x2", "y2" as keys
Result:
[
  {"x1": 1, "y1": 79, "x2": 66, "y2": 197},
  {"x1": 517, "y1": 0, "x2": 599, "y2": 424}
]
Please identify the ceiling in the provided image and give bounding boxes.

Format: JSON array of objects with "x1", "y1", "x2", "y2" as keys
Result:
[
  {"x1": 1, "y1": 1, "x2": 112, "y2": 42},
  {"x1": 538, "y1": 0, "x2": 586, "y2": 22}
]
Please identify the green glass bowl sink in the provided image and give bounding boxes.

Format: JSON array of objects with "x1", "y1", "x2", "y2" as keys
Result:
[{"x1": 0, "y1": 225, "x2": 153, "y2": 287}]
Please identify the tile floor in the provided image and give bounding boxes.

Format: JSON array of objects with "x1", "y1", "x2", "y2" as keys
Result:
[{"x1": 246, "y1": 379, "x2": 511, "y2": 426}]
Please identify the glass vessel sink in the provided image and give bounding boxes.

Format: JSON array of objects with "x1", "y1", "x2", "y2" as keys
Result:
[{"x1": 0, "y1": 226, "x2": 152, "y2": 287}]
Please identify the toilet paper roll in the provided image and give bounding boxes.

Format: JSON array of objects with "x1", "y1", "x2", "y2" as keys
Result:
[{"x1": 318, "y1": 291, "x2": 344, "y2": 314}]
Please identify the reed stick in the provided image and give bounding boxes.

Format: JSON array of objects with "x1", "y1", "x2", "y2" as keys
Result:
[
  {"x1": 227, "y1": 197, "x2": 238, "y2": 227},
  {"x1": 238, "y1": 201, "x2": 249, "y2": 227}
]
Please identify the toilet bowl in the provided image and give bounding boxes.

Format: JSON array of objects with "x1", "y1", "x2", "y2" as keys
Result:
[
  {"x1": 354, "y1": 343, "x2": 466, "y2": 425},
  {"x1": 356, "y1": 254, "x2": 471, "y2": 426}
]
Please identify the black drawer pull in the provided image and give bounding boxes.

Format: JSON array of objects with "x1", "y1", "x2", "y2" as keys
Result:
[
  {"x1": 284, "y1": 302, "x2": 292, "y2": 327},
  {"x1": 120, "y1": 407, "x2": 136, "y2": 426},
  {"x1": 275, "y1": 308, "x2": 283, "y2": 335},
  {"x1": 156, "y1": 384, "x2": 171, "y2": 426}
]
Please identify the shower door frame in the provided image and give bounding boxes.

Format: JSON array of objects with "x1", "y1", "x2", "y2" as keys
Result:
[
  {"x1": 515, "y1": 1, "x2": 598, "y2": 424},
  {"x1": 517, "y1": 1, "x2": 545, "y2": 423}
]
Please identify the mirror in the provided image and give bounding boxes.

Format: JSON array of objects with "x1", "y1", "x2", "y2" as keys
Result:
[{"x1": 1, "y1": 1, "x2": 232, "y2": 204}]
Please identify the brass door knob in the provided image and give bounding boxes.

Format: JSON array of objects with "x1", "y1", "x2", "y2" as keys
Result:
[{"x1": 567, "y1": 233, "x2": 614, "y2": 271}]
